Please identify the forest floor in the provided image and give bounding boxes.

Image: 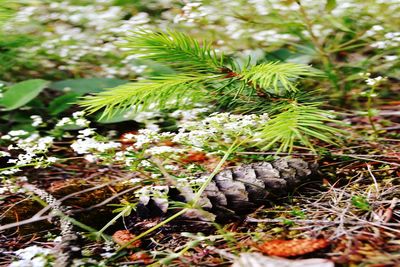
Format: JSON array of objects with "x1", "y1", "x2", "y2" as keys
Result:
[{"x1": 1, "y1": 101, "x2": 399, "y2": 267}]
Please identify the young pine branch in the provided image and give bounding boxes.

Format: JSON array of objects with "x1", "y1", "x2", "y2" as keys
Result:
[
  {"x1": 80, "y1": 29, "x2": 343, "y2": 152},
  {"x1": 240, "y1": 62, "x2": 323, "y2": 94},
  {"x1": 80, "y1": 75, "x2": 216, "y2": 118},
  {"x1": 256, "y1": 102, "x2": 343, "y2": 153},
  {"x1": 122, "y1": 29, "x2": 223, "y2": 73}
]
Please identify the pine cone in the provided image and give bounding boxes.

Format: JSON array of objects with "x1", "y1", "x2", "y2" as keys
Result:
[{"x1": 137, "y1": 158, "x2": 317, "y2": 221}]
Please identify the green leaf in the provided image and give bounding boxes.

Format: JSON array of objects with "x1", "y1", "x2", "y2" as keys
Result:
[
  {"x1": 0, "y1": 79, "x2": 49, "y2": 111},
  {"x1": 325, "y1": 0, "x2": 337, "y2": 12},
  {"x1": 50, "y1": 78, "x2": 128, "y2": 95},
  {"x1": 48, "y1": 92, "x2": 80, "y2": 115},
  {"x1": 351, "y1": 196, "x2": 371, "y2": 211}
]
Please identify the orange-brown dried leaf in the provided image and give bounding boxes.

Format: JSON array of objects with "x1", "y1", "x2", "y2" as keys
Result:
[
  {"x1": 120, "y1": 131, "x2": 138, "y2": 144},
  {"x1": 258, "y1": 239, "x2": 329, "y2": 257},
  {"x1": 182, "y1": 151, "x2": 208, "y2": 163},
  {"x1": 112, "y1": 230, "x2": 141, "y2": 248},
  {"x1": 129, "y1": 251, "x2": 153, "y2": 264}
]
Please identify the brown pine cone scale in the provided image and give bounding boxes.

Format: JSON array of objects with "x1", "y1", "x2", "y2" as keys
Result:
[{"x1": 137, "y1": 158, "x2": 316, "y2": 221}]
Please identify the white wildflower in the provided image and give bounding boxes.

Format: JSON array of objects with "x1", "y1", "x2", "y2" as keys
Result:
[
  {"x1": 71, "y1": 137, "x2": 121, "y2": 154},
  {"x1": 0, "y1": 151, "x2": 10, "y2": 157},
  {"x1": 1, "y1": 135, "x2": 11, "y2": 140},
  {"x1": 145, "y1": 146, "x2": 183, "y2": 155},
  {"x1": 84, "y1": 154, "x2": 97, "y2": 162},
  {"x1": 8, "y1": 130, "x2": 29, "y2": 137},
  {"x1": 365, "y1": 76, "x2": 385, "y2": 86},
  {"x1": 72, "y1": 111, "x2": 85, "y2": 118},
  {"x1": 164, "y1": 164, "x2": 179, "y2": 171},
  {"x1": 77, "y1": 128, "x2": 96, "y2": 138},
  {"x1": 10, "y1": 245, "x2": 53, "y2": 267},
  {"x1": 46, "y1": 157, "x2": 58, "y2": 163},
  {"x1": 30, "y1": 115, "x2": 43, "y2": 127}
]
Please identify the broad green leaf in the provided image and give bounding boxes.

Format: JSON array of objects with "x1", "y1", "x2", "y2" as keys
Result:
[
  {"x1": 0, "y1": 79, "x2": 49, "y2": 111},
  {"x1": 50, "y1": 78, "x2": 128, "y2": 95},
  {"x1": 48, "y1": 92, "x2": 80, "y2": 115},
  {"x1": 325, "y1": 0, "x2": 337, "y2": 12}
]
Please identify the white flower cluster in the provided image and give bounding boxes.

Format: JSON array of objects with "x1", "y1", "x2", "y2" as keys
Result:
[
  {"x1": 173, "y1": 2, "x2": 206, "y2": 24},
  {"x1": 56, "y1": 111, "x2": 90, "y2": 128},
  {"x1": 30, "y1": 115, "x2": 44, "y2": 127},
  {"x1": 365, "y1": 76, "x2": 385, "y2": 86},
  {"x1": 71, "y1": 128, "x2": 121, "y2": 155},
  {"x1": 0, "y1": 176, "x2": 27, "y2": 194},
  {"x1": 145, "y1": 145, "x2": 184, "y2": 156},
  {"x1": 135, "y1": 185, "x2": 170, "y2": 212},
  {"x1": 2, "y1": 1, "x2": 154, "y2": 78},
  {"x1": 10, "y1": 245, "x2": 53, "y2": 267},
  {"x1": 1, "y1": 130, "x2": 55, "y2": 176},
  {"x1": 132, "y1": 129, "x2": 175, "y2": 149},
  {"x1": 371, "y1": 31, "x2": 400, "y2": 49},
  {"x1": 176, "y1": 175, "x2": 207, "y2": 188},
  {"x1": 364, "y1": 23, "x2": 400, "y2": 50},
  {"x1": 112, "y1": 129, "x2": 177, "y2": 167},
  {"x1": 173, "y1": 112, "x2": 269, "y2": 149},
  {"x1": 360, "y1": 73, "x2": 387, "y2": 87},
  {"x1": 170, "y1": 107, "x2": 210, "y2": 124}
]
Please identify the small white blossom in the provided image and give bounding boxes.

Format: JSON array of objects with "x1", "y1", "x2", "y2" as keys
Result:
[
  {"x1": 8, "y1": 130, "x2": 29, "y2": 137},
  {"x1": 10, "y1": 245, "x2": 53, "y2": 267},
  {"x1": 145, "y1": 146, "x2": 183, "y2": 155},
  {"x1": 365, "y1": 76, "x2": 385, "y2": 86},
  {"x1": 77, "y1": 128, "x2": 96, "y2": 138},
  {"x1": 30, "y1": 115, "x2": 43, "y2": 127},
  {"x1": 164, "y1": 164, "x2": 179, "y2": 171},
  {"x1": 0, "y1": 151, "x2": 10, "y2": 157},
  {"x1": 46, "y1": 157, "x2": 58, "y2": 163},
  {"x1": 71, "y1": 137, "x2": 121, "y2": 154},
  {"x1": 1, "y1": 135, "x2": 11, "y2": 140},
  {"x1": 72, "y1": 111, "x2": 85, "y2": 118},
  {"x1": 84, "y1": 154, "x2": 97, "y2": 162}
]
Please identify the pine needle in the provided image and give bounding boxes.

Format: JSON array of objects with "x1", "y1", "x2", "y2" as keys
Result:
[
  {"x1": 80, "y1": 75, "x2": 215, "y2": 118},
  {"x1": 256, "y1": 103, "x2": 343, "y2": 153},
  {"x1": 240, "y1": 62, "x2": 323, "y2": 93},
  {"x1": 122, "y1": 29, "x2": 223, "y2": 73}
]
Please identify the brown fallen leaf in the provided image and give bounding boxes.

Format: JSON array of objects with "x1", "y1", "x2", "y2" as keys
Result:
[
  {"x1": 129, "y1": 251, "x2": 153, "y2": 264},
  {"x1": 258, "y1": 239, "x2": 329, "y2": 257},
  {"x1": 112, "y1": 230, "x2": 141, "y2": 248},
  {"x1": 182, "y1": 151, "x2": 208, "y2": 163}
]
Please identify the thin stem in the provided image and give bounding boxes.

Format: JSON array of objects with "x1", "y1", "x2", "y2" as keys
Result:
[
  {"x1": 295, "y1": 0, "x2": 341, "y2": 94},
  {"x1": 96, "y1": 205, "x2": 132, "y2": 240},
  {"x1": 366, "y1": 87, "x2": 378, "y2": 138}
]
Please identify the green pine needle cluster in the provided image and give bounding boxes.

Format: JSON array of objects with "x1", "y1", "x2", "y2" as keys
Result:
[
  {"x1": 122, "y1": 30, "x2": 223, "y2": 73},
  {"x1": 258, "y1": 103, "x2": 342, "y2": 153},
  {"x1": 241, "y1": 62, "x2": 323, "y2": 93},
  {"x1": 81, "y1": 75, "x2": 213, "y2": 116},
  {"x1": 80, "y1": 29, "x2": 343, "y2": 152}
]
